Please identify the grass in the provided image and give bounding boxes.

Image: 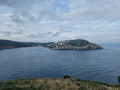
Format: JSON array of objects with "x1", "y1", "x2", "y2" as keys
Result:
[{"x1": 0, "y1": 78, "x2": 119, "y2": 90}]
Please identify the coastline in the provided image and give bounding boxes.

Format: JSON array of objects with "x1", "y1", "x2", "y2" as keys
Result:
[
  {"x1": 0, "y1": 46, "x2": 42, "y2": 50},
  {"x1": 0, "y1": 46, "x2": 18, "y2": 50},
  {"x1": 0, "y1": 78, "x2": 119, "y2": 90}
]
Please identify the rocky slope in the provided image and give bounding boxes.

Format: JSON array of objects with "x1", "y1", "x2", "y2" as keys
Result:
[{"x1": 47, "y1": 39, "x2": 103, "y2": 50}]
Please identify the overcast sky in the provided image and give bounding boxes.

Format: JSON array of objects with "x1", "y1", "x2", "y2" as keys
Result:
[{"x1": 0, "y1": 0, "x2": 120, "y2": 43}]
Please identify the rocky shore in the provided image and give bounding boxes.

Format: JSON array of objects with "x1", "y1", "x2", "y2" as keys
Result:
[{"x1": 0, "y1": 46, "x2": 18, "y2": 50}]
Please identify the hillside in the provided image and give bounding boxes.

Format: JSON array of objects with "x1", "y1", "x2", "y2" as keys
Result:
[
  {"x1": 0, "y1": 39, "x2": 31, "y2": 50},
  {"x1": 0, "y1": 39, "x2": 32, "y2": 47},
  {"x1": 47, "y1": 39, "x2": 103, "y2": 50},
  {"x1": 0, "y1": 78, "x2": 118, "y2": 90},
  {"x1": 0, "y1": 39, "x2": 53, "y2": 50}
]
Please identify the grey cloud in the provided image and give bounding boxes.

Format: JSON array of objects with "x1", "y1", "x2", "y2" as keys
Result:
[
  {"x1": 0, "y1": 30, "x2": 23, "y2": 36},
  {"x1": 52, "y1": 32, "x2": 61, "y2": 37},
  {"x1": 14, "y1": 29, "x2": 23, "y2": 34},
  {"x1": 0, "y1": 0, "x2": 56, "y2": 23},
  {"x1": 0, "y1": 0, "x2": 120, "y2": 43},
  {"x1": 0, "y1": 31, "x2": 11, "y2": 36},
  {"x1": 10, "y1": 14, "x2": 26, "y2": 23},
  {"x1": 0, "y1": 0, "x2": 120, "y2": 23},
  {"x1": 27, "y1": 32, "x2": 53, "y2": 38},
  {"x1": 63, "y1": 0, "x2": 120, "y2": 21},
  {"x1": 0, "y1": 0, "x2": 51, "y2": 7}
]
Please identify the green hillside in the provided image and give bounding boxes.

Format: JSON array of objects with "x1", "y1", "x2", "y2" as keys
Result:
[{"x1": 0, "y1": 39, "x2": 53, "y2": 50}]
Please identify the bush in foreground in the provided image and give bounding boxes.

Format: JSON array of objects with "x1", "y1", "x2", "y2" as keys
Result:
[
  {"x1": 118, "y1": 76, "x2": 120, "y2": 84},
  {"x1": 64, "y1": 75, "x2": 71, "y2": 79}
]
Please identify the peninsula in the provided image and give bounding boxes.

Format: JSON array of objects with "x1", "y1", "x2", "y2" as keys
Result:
[{"x1": 46, "y1": 39, "x2": 103, "y2": 50}]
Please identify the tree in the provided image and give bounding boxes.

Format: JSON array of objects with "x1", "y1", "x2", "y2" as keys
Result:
[
  {"x1": 64, "y1": 75, "x2": 71, "y2": 79},
  {"x1": 118, "y1": 76, "x2": 120, "y2": 84}
]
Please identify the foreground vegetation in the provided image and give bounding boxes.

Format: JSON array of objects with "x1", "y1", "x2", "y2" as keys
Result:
[{"x1": 0, "y1": 78, "x2": 119, "y2": 90}]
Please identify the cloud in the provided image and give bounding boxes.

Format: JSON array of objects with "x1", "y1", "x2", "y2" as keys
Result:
[
  {"x1": 27, "y1": 32, "x2": 53, "y2": 38},
  {"x1": 0, "y1": 0, "x2": 120, "y2": 43},
  {"x1": 0, "y1": 0, "x2": 55, "y2": 23},
  {"x1": 0, "y1": 29, "x2": 23, "y2": 36},
  {"x1": 63, "y1": 0, "x2": 120, "y2": 21},
  {"x1": 0, "y1": 0, "x2": 120, "y2": 22}
]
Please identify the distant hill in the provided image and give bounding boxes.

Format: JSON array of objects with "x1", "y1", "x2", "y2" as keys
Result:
[
  {"x1": 46, "y1": 39, "x2": 103, "y2": 50},
  {"x1": 0, "y1": 39, "x2": 53, "y2": 50},
  {"x1": 0, "y1": 39, "x2": 32, "y2": 47}
]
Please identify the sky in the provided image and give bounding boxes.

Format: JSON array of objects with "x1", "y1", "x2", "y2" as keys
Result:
[{"x1": 0, "y1": 0, "x2": 120, "y2": 43}]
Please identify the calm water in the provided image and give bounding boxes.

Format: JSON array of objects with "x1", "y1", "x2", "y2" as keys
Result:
[{"x1": 0, "y1": 44, "x2": 120, "y2": 84}]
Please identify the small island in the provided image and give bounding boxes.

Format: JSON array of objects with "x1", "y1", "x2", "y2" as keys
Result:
[{"x1": 46, "y1": 39, "x2": 103, "y2": 50}]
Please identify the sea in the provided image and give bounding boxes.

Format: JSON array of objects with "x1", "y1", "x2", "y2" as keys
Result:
[{"x1": 0, "y1": 43, "x2": 120, "y2": 84}]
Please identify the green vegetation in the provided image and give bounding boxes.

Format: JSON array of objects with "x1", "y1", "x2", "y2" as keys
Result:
[
  {"x1": 0, "y1": 39, "x2": 54, "y2": 50},
  {"x1": 0, "y1": 78, "x2": 119, "y2": 90},
  {"x1": 0, "y1": 39, "x2": 32, "y2": 47},
  {"x1": 65, "y1": 39, "x2": 90, "y2": 46},
  {"x1": 64, "y1": 75, "x2": 71, "y2": 79},
  {"x1": 118, "y1": 76, "x2": 120, "y2": 84}
]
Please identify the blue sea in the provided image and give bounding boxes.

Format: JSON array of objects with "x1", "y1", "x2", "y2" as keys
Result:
[{"x1": 0, "y1": 44, "x2": 120, "y2": 84}]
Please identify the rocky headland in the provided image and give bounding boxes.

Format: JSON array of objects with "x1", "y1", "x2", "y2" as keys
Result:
[{"x1": 47, "y1": 39, "x2": 103, "y2": 50}]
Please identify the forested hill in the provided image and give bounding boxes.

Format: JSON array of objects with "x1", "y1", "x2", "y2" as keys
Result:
[
  {"x1": 0, "y1": 39, "x2": 53, "y2": 50},
  {"x1": 0, "y1": 39, "x2": 32, "y2": 47}
]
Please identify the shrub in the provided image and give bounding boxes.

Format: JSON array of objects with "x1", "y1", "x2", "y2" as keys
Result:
[
  {"x1": 118, "y1": 76, "x2": 120, "y2": 84},
  {"x1": 64, "y1": 75, "x2": 71, "y2": 79}
]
